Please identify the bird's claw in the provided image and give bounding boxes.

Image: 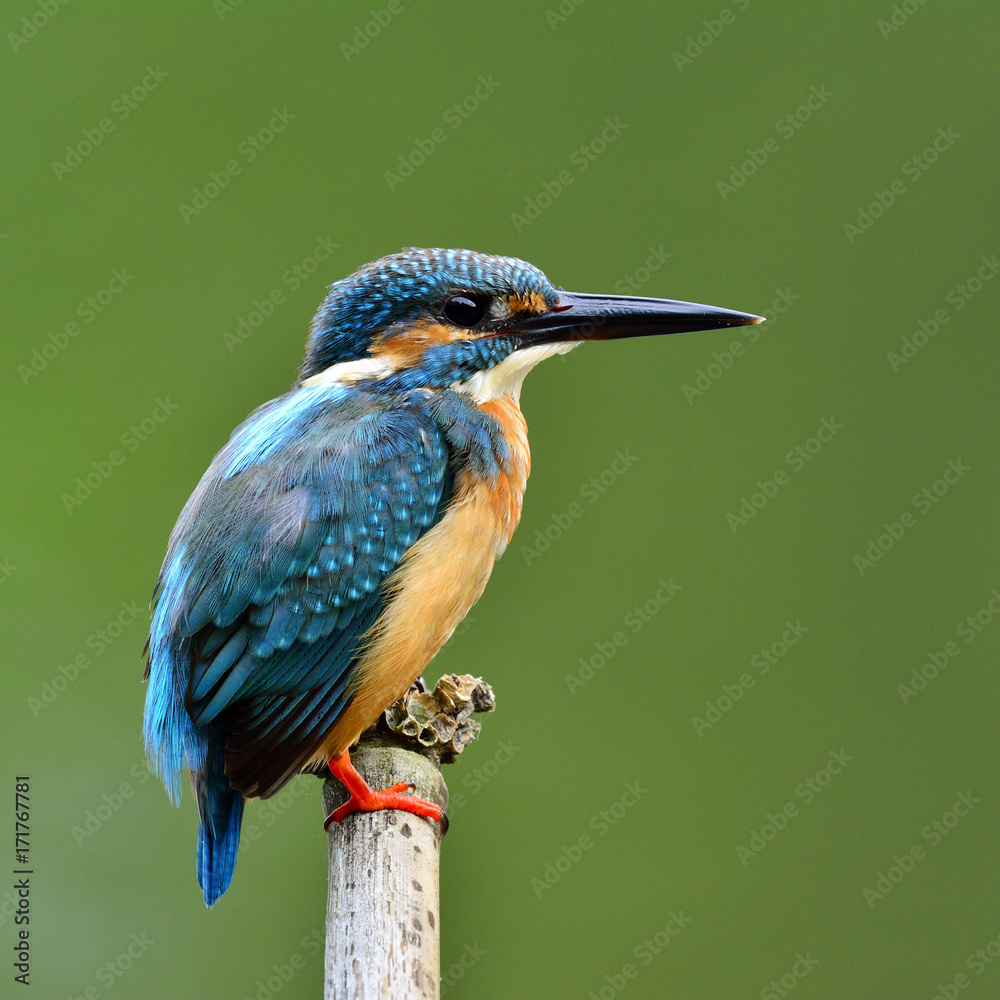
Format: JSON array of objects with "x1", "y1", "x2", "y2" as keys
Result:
[
  {"x1": 323, "y1": 789, "x2": 446, "y2": 831},
  {"x1": 324, "y1": 750, "x2": 446, "y2": 833}
]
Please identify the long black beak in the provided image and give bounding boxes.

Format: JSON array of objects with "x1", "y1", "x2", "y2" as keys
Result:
[{"x1": 509, "y1": 291, "x2": 763, "y2": 345}]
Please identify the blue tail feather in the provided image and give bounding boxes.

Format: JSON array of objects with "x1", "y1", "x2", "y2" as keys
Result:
[{"x1": 194, "y1": 731, "x2": 244, "y2": 907}]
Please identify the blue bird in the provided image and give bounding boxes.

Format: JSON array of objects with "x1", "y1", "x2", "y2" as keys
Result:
[{"x1": 142, "y1": 248, "x2": 761, "y2": 905}]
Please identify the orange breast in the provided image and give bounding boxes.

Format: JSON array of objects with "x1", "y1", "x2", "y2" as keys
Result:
[
  {"x1": 474, "y1": 395, "x2": 531, "y2": 548},
  {"x1": 314, "y1": 394, "x2": 531, "y2": 759}
]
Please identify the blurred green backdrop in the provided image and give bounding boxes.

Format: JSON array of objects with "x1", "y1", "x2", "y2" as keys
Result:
[{"x1": 2, "y1": 2, "x2": 998, "y2": 998}]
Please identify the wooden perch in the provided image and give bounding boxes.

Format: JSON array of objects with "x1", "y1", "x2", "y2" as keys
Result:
[{"x1": 322, "y1": 674, "x2": 495, "y2": 1000}]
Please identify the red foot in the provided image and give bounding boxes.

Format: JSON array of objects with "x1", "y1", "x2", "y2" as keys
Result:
[{"x1": 323, "y1": 750, "x2": 445, "y2": 832}]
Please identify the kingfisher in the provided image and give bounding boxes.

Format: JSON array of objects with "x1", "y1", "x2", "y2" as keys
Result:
[{"x1": 142, "y1": 248, "x2": 761, "y2": 905}]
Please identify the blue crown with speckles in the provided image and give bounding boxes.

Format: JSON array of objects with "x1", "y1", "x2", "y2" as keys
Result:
[{"x1": 299, "y1": 248, "x2": 558, "y2": 380}]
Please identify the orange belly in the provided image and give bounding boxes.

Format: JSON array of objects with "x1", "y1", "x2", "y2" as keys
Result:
[{"x1": 314, "y1": 394, "x2": 530, "y2": 760}]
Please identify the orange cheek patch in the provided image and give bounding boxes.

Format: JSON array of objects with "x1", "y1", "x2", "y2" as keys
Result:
[{"x1": 370, "y1": 320, "x2": 466, "y2": 367}]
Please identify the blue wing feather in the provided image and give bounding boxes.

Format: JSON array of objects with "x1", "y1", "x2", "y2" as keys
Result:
[{"x1": 142, "y1": 384, "x2": 452, "y2": 902}]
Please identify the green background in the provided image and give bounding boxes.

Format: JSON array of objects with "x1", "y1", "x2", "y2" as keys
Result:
[{"x1": 2, "y1": 2, "x2": 998, "y2": 998}]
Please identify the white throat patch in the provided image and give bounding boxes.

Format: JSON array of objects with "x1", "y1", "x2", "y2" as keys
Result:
[
  {"x1": 300, "y1": 356, "x2": 395, "y2": 388},
  {"x1": 451, "y1": 342, "x2": 579, "y2": 403}
]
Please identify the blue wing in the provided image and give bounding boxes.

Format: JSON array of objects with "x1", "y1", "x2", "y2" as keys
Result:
[{"x1": 143, "y1": 382, "x2": 453, "y2": 807}]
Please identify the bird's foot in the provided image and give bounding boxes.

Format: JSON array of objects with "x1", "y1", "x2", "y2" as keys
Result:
[{"x1": 323, "y1": 750, "x2": 446, "y2": 833}]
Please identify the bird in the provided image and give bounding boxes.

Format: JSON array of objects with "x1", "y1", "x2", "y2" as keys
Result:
[{"x1": 142, "y1": 247, "x2": 761, "y2": 905}]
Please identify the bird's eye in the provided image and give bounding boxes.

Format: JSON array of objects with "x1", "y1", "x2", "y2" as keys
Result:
[{"x1": 443, "y1": 295, "x2": 487, "y2": 328}]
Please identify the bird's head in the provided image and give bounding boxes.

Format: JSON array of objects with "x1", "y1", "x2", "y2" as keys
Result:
[{"x1": 298, "y1": 248, "x2": 761, "y2": 401}]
